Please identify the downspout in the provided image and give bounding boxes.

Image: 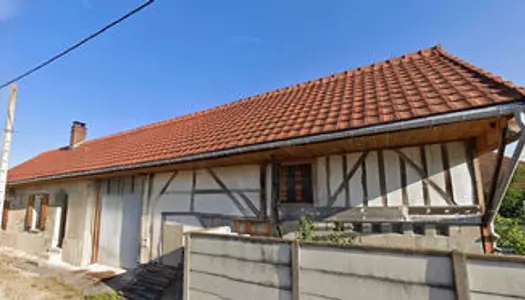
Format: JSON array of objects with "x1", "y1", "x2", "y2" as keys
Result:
[{"x1": 487, "y1": 108, "x2": 525, "y2": 250}]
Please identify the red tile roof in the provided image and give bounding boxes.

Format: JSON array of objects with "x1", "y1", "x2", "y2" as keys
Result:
[{"x1": 8, "y1": 45, "x2": 525, "y2": 184}]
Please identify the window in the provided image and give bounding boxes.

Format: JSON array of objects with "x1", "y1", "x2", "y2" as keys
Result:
[
  {"x1": 280, "y1": 164, "x2": 313, "y2": 204},
  {"x1": 25, "y1": 194, "x2": 49, "y2": 232}
]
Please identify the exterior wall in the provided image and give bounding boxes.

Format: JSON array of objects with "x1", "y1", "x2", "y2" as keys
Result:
[
  {"x1": 314, "y1": 141, "x2": 476, "y2": 209},
  {"x1": 1, "y1": 180, "x2": 96, "y2": 266},
  {"x1": 144, "y1": 140, "x2": 484, "y2": 261},
  {"x1": 185, "y1": 233, "x2": 525, "y2": 300},
  {"x1": 147, "y1": 165, "x2": 264, "y2": 261}
]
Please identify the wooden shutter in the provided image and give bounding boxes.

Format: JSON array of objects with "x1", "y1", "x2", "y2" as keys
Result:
[
  {"x1": 25, "y1": 195, "x2": 35, "y2": 230},
  {"x1": 39, "y1": 194, "x2": 49, "y2": 231},
  {"x1": 2, "y1": 200, "x2": 9, "y2": 230}
]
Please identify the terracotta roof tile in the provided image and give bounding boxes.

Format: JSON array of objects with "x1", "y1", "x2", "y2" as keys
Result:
[{"x1": 8, "y1": 45, "x2": 525, "y2": 183}]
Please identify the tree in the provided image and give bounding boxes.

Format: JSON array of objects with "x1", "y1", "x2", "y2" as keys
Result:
[
  {"x1": 495, "y1": 215, "x2": 525, "y2": 255},
  {"x1": 496, "y1": 164, "x2": 525, "y2": 254},
  {"x1": 498, "y1": 165, "x2": 525, "y2": 220}
]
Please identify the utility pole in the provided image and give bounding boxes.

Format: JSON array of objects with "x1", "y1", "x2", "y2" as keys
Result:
[{"x1": 0, "y1": 84, "x2": 17, "y2": 233}]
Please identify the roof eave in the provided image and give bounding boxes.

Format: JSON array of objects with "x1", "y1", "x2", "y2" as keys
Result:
[{"x1": 9, "y1": 100, "x2": 525, "y2": 186}]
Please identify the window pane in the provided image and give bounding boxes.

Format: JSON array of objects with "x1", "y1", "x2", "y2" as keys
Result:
[
  {"x1": 301, "y1": 165, "x2": 313, "y2": 203},
  {"x1": 286, "y1": 166, "x2": 296, "y2": 203},
  {"x1": 280, "y1": 164, "x2": 313, "y2": 204}
]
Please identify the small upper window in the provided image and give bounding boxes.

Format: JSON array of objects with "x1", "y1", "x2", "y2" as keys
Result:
[{"x1": 280, "y1": 164, "x2": 313, "y2": 204}]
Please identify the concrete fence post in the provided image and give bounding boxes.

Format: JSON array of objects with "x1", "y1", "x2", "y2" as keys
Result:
[
  {"x1": 291, "y1": 240, "x2": 300, "y2": 300},
  {"x1": 451, "y1": 250, "x2": 471, "y2": 300},
  {"x1": 183, "y1": 233, "x2": 192, "y2": 300}
]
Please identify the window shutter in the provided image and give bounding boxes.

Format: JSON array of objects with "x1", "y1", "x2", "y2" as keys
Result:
[
  {"x1": 2, "y1": 200, "x2": 9, "y2": 230},
  {"x1": 39, "y1": 195, "x2": 49, "y2": 231},
  {"x1": 25, "y1": 195, "x2": 35, "y2": 230}
]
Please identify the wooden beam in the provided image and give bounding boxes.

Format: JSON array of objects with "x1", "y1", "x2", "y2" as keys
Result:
[
  {"x1": 189, "y1": 170, "x2": 196, "y2": 212},
  {"x1": 342, "y1": 155, "x2": 350, "y2": 207},
  {"x1": 362, "y1": 157, "x2": 368, "y2": 207},
  {"x1": 237, "y1": 192, "x2": 261, "y2": 218},
  {"x1": 408, "y1": 205, "x2": 481, "y2": 215},
  {"x1": 419, "y1": 146, "x2": 430, "y2": 206},
  {"x1": 377, "y1": 150, "x2": 387, "y2": 207},
  {"x1": 400, "y1": 156, "x2": 408, "y2": 206},
  {"x1": 260, "y1": 164, "x2": 268, "y2": 218},
  {"x1": 440, "y1": 144, "x2": 456, "y2": 205},
  {"x1": 139, "y1": 174, "x2": 153, "y2": 263},
  {"x1": 325, "y1": 156, "x2": 331, "y2": 200},
  {"x1": 90, "y1": 181, "x2": 102, "y2": 264},
  {"x1": 396, "y1": 149, "x2": 456, "y2": 206},
  {"x1": 326, "y1": 152, "x2": 369, "y2": 207},
  {"x1": 207, "y1": 168, "x2": 249, "y2": 216},
  {"x1": 488, "y1": 127, "x2": 507, "y2": 211},
  {"x1": 467, "y1": 139, "x2": 484, "y2": 210},
  {"x1": 270, "y1": 161, "x2": 282, "y2": 236}
]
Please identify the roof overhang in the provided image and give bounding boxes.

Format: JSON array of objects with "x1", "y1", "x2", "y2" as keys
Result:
[{"x1": 8, "y1": 101, "x2": 525, "y2": 186}]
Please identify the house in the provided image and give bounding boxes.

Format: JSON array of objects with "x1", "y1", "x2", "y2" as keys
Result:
[{"x1": 2, "y1": 45, "x2": 525, "y2": 269}]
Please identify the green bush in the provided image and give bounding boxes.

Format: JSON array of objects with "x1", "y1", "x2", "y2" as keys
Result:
[
  {"x1": 495, "y1": 215, "x2": 525, "y2": 255},
  {"x1": 298, "y1": 215, "x2": 315, "y2": 242}
]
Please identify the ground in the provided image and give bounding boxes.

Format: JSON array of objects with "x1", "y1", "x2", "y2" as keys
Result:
[{"x1": 0, "y1": 248, "x2": 115, "y2": 300}]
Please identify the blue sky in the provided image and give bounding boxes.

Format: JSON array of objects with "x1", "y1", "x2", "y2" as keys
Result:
[{"x1": 0, "y1": 0, "x2": 524, "y2": 166}]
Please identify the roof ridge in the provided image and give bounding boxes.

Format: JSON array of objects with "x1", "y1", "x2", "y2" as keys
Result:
[{"x1": 434, "y1": 46, "x2": 525, "y2": 97}]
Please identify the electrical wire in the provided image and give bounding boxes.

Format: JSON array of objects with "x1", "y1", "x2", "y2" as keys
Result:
[{"x1": 0, "y1": 0, "x2": 155, "y2": 91}]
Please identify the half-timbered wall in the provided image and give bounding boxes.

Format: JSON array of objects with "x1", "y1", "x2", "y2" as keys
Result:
[
  {"x1": 315, "y1": 141, "x2": 476, "y2": 209},
  {"x1": 149, "y1": 165, "x2": 265, "y2": 260}
]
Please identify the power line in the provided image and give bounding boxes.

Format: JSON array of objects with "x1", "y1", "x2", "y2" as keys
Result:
[{"x1": 0, "y1": 0, "x2": 155, "y2": 91}]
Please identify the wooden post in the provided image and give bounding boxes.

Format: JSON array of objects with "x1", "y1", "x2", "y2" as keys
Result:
[
  {"x1": 90, "y1": 181, "x2": 102, "y2": 264},
  {"x1": 0, "y1": 84, "x2": 17, "y2": 236},
  {"x1": 140, "y1": 174, "x2": 152, "y2": 263},
  {"x1": 291, "y1": 240, "x2": 300, "y2": 300},
  {"x1": 451, "y1": 250, "x2": 471, "y2": 300},
  {"x1": 183, "y1": 232, "x2": 192, "y2": 300}
]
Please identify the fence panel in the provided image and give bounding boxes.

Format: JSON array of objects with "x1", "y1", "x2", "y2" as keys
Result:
[
  {"x1": 467, "y1": 256, "x2": 525, "y2": 300},
  {"x1": 186, "y1": 233, "x2": 293, "y2": 300},
  {"x1": 184, "y1": 232, "x2": 525, "y2": 300},
  {"x1": 300, "y1": 244, "x2": 455, "y2": 300}
]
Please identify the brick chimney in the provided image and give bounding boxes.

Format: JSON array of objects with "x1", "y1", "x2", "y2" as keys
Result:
[{"x1": 70, "y1": 121, "x2": 86, "y2": 148}]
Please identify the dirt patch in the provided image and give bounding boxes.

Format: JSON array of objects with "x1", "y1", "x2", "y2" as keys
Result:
[{"x1": 0, "y1": 249, "x2": 115, "y2": 300}]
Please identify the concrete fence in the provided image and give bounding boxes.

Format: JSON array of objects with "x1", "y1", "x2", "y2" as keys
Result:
[{"x1": 183, "y1": 232, "x2": 525, "y2": 300}]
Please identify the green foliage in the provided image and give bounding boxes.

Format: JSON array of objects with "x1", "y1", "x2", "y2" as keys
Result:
[
  {"x1": 499, "y1": 165, "x2": 525, "y2": 220},
  {"x1": 298, "y1": 215, "x2": 315, "y2": 242},
  {"x1": 495, "y1": 215, "x2": 525, "y2": 255},
  {"x1": 299, "y1": 216, "x2": 357, "y2": 245},
  {"x1": 328, "y1": 221, "x2": 356, "y2": 245}
]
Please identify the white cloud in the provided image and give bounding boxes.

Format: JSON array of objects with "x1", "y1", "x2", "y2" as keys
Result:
[{"x1": 0, "y1": 0, "x2": 17, "y2": 21}]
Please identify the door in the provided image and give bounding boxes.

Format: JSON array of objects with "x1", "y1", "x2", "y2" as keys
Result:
[
  {"x1": 120, "y1": 193, "x2": 141, "y2": 268},
  {"x1": 97, "y1": 178, "x2": 141, "y2": 269}
]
